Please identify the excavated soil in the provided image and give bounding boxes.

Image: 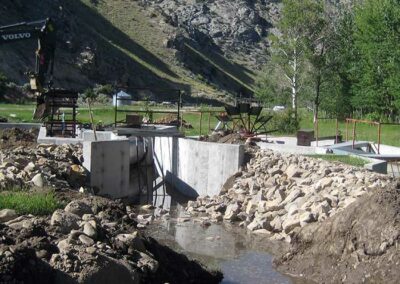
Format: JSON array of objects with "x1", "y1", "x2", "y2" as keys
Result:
[
  {"x1": 0, "y1": 128, "x2": 38, "y2": 150},
  {"x1": 275, "y1": 186, "x2": 400, "y2": 283}
]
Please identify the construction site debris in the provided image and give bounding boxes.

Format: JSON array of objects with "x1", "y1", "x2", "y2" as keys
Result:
[
  {"x1": 186, "y1": 149, "x2": 394, "y2": 243},
  {"x1": 0, "y1": 196, "x2": 222, "y2": 283},
  {"x1": 0, "y1": 142, "x2": 85, "y2": 190},
  {"x1": 154, "y1": 114, "x2": 193, "y2": 128},
  {"x1": 0, "y1": 128, "x2": 38, "y2": 150}
]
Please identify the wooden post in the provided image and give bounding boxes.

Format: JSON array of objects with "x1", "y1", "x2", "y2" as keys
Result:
[
  {"x1": 352, "y1": 121, "x2": 356, "y2": 149},
  {"x1": 199, "y1": 112, "x2": 203, "y2": 137},
  {"x1": 315, "y1": 117, "x2": 319, "y2": 147},
  {"x1": 335, "y1": 119, "x2": 339, "y2": 144},
  {"x1": 114, "y1": 97, "x2": 118, "y2": 128},
  {"x1": 208, "y1": 112, "x2": 211, "y2": 133},
  {"x1": 346, "y1": 119, "x2": 349, "y2": 141},
  {"x1": 377, "y1": 123, "x2": 381, "y2": 154}
]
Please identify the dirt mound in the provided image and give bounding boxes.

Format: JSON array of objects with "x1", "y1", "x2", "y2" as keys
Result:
[
  {"x1": 275, "y1": 186, "x2": 400, "y2": 283},
  {"x1": 0, "y1": 128, "x2": 38, "y2": 150},
  {"x1": 154, "y1": 114, "x2": 193, "y2": 128},
  {"x1": 0, "y1": 197, "x2": 222, "y2": 284}
]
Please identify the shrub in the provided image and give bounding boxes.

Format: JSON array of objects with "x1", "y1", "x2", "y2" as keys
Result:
[{"x1": 269, "y1": 108, "x2": 300, "y2": 134}]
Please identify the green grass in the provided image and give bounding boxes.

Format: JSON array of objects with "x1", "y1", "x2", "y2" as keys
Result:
[
  {"x1": 308, "y1": 154, "x2": 369, "y2": 167},
  {"x1": 2, "y1": 103, "x2": 400, "y2": 147},
  {"x1": 0, "y1": 191, "x2": 61, "y2": 215}
]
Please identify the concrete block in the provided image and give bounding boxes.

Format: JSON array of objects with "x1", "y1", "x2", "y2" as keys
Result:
[{"x1": 83, "y1": 140, "x2": 130, "y2": 198}]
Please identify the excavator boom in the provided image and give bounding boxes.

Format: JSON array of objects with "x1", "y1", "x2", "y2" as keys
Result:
[{"x1": 0, "y1": 18, "x2": 57, "y2": 118}]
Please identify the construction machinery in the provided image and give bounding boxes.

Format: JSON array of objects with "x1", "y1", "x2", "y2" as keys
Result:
[{"x1": 0, "y1": 18, "x2": 78, "y2": 137}]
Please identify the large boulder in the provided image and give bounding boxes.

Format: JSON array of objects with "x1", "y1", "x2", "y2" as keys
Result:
[
  {"x1": 64, "y1": 201, "x2": 93, "y2": 217},
  {"x1": 0, "y1": 209, "x2": 17, "y2": 223},
  {"x1": 50, "y1": 209, "x2": 80, "y2": 233}
]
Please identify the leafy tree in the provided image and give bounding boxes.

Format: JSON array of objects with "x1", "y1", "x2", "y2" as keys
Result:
[
  {"x1": 352, "y1": 0, "x2": 400, "y2": 121},
  {"x1": 256, "y1": 0, "x2": 328, "y2": 121},
  {"x1": 322, "y1": 4, "x2": 357, "y2": 119}
]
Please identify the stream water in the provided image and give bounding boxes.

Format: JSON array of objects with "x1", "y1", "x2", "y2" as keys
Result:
[{"x1": 146, "y1": 207, "x2": 305, "y2": 284}]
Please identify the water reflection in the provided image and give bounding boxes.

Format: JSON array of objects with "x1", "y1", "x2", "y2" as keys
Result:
[{"x1": 147, "y1": 209, "x2": 294, "y2": 284}]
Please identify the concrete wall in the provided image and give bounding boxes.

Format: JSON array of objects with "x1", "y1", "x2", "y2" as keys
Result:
[
  {"x1": 83, "y1": 140, "x2": 131, "y2": 198},
  {"x1": 37, "y1": 127, "x2": 84, "y2": 145},
  {"x1": 155, "y1": 137, "x2": 244, "y2": 197},
  {"x1": 0, "y1": 123, "x2": 41, "y2": 130}
]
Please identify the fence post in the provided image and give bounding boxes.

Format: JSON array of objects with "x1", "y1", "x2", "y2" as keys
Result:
[
  {"x1": 199, "y1": 111, "x2": 203, "y2": 137},
  {"x1": 378, "y1": 123, "x2": 381, "y2": 154},
  {"x1": 335, "y1": 118, "x2": 339, "y2": 144},
  {"x1": 315, "y1": 117, "x2": 319, "y2": 147},
  {"x1": 352, "y1": 121, "x2": 356, "y2": 149},
  {"x1": 208, "y1": 112, "x2": 211, "y2": 133},
  {"x1": 346, "y1": 119, "x2": 349, "y2": 141}
]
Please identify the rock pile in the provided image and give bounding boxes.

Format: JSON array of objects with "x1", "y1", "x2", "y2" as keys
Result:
[
  {"x1": 0, "y1": 144, "x2": 86, "y2": 190},
  {"x1": 186, "y1": 149, "x2": 394, "y2": 242},
  {"x1": 0, "y1": 197, "x2": 222, "y2": 283}
]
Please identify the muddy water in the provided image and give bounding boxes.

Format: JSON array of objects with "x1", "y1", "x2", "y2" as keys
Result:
[{"x1": 146, "y1": 207, "x2": 304, "y2": 284}]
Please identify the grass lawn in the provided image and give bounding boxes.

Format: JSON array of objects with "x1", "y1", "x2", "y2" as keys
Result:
[
  {"x1": 0, "y1": 190, "x2": 61, "y2": 215},
  {"x1": 1, "y1": 103, "x2": 400, "y2": 147},
  {"x1": 308, "y1": 154, "x2": 369, "y2": 167}
]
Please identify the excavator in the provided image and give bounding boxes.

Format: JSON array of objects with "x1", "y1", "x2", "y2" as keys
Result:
[{"x1": 0, "y1": 18, "x2": 75, "y2": 121}]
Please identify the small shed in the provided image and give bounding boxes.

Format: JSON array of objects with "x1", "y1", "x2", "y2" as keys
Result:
[{"x1": 112, "y1": 90, "x2": 132, "y2": 107}]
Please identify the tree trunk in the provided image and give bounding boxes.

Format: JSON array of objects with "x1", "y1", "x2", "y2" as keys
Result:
[
  {"x1": 292, "y1": 48, "x2": 298, "y2": 121},
  {"x1": 313, "y1": 74, "x2": 321, "y2": 124}
]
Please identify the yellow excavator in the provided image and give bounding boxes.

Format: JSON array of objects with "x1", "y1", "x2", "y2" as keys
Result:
[{"x1": 0, "y1": 18, "x2": 64, "y2": 119}]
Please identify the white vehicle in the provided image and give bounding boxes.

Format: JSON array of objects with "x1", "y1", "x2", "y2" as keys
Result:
[{"x1": 273, "y1": 105, "x2": 285, "y2": 111}]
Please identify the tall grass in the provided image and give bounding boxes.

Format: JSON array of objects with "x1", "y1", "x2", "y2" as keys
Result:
[{"x1": 0, "y1": 191, "x2": 61, "y2": 215}]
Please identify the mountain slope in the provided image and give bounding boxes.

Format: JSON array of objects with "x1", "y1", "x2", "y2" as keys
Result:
[{"x1": 0, "y1": 0, "x2": 279, "y2": 101}]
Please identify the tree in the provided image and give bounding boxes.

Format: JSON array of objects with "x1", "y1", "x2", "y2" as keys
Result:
[
  {"x1": 256, "y1": 0, "x2": 327, "y2": 121},
  {"x1": 352, "y1": 0, "x2": 400, "y2": 121},
  {"x1": 82, "y1": 88, "x2": 98, "y2": 141},
  {"x1": 323, "y1": 4, "x2": 357, "y2": 119}
]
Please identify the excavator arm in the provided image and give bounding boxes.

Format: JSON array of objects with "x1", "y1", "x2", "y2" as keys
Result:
[{"x1": 0, "y1": 18, "x2": 56, "y2": 118}]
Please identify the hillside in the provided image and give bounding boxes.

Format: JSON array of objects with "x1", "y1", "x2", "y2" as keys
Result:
[{"x1": 0, "y1": 0, "x2": 280, "y2": 102}]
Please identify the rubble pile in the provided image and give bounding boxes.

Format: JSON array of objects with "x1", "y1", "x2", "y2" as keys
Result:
[
  {"x1": 186, "y1": 149, "x2": 394, "y2": 242},
  {"x1": 0, "y1": 128, "x2": 38, "y2": 149},
  {"x1": 0, "y1": 144, "x2": 86, "y2": 190},
  {"x1": 0, "y1": 197, "x2": 222, "y2": 283}
]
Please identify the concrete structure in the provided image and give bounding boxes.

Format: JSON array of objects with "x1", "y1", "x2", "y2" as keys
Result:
[
  {"x1": 0, "y1": 123, "x2": 41, "y2": 130},
  {"x1": 327, "y1": 141, "x2": 392, "y2": 174},
  {"x1": 83, "y1": 139, "x2": 131, "y2": 198},
  {"x1": 155, "y1": 137, "x2": 244, "y2": 198}
]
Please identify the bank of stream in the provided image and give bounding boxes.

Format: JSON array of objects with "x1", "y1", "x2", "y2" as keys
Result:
[{"x1": 145, "y1": 206, "x2": 310, "y2": 284}]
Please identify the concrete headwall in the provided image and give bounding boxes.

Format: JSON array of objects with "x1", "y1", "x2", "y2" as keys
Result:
[
  {"x1": 83, "y1": 140, "x2": 131, "y2": 198},
  {"x1": 155, "y1": 138, "x2": 244, "y2": 197}
]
